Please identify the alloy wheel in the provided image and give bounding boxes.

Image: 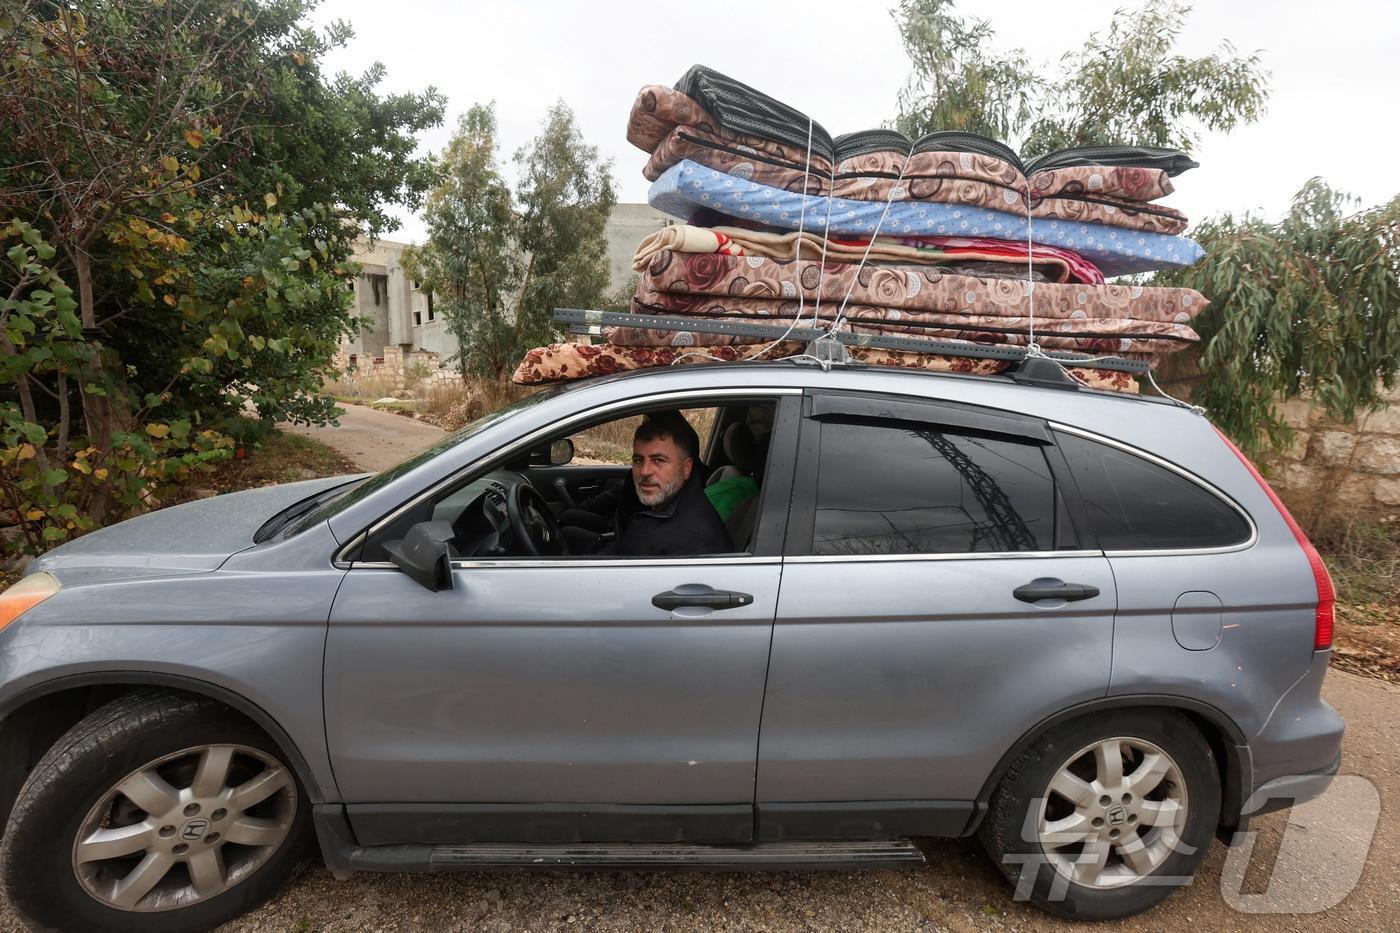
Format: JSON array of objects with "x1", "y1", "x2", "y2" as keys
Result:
[
  {"x1": 1037, "y1": 736, "x2": 1189, "y2": 889},
  {"x1": 71, "y1": 744, "x2": 296, "y2": 912}
]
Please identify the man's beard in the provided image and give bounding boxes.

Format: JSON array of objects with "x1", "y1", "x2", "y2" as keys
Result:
[{"x1": 637, "y1": 472, "x2": 686, "y2": 508}]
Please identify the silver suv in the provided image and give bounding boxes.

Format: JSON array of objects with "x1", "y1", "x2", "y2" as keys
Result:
[{"x1": 0, "y1": 362, "x2": 1343, "y2": 929}]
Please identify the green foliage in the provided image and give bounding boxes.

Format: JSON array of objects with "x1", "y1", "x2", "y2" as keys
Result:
[
  {"x1": 403, "y1": 104, "x2": 522, "y2": 379},
  {"x1": 1, "y1": 223, "x2": 235, "y2": 553},
  {"x1": 0, "y1": 0, "x2": 442, "y2": 562},
  {"x1": 512, "y1": 103, "x2": 618, "y2": 352},
  {"x1": 893, "y1": 0, "x2": 1268, "y2": 157},
  {"x1": 1155, "y1": 181, "x2": 1400, "y2": 455},
  {"x1": 407, "y1": 101, "x2": 616, "y2": 379}
]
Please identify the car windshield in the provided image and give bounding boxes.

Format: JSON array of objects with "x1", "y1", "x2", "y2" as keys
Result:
[{"x1": 285, "y1": 387, "x2": 563, "y2": 536}]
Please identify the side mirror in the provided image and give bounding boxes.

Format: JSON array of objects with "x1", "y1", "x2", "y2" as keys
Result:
[
  {"x1": 550, "y1": 438, "x2": 575, "y2": 465},
  {"x1": 383, "y1": 520, "x2": 455, "y2": 591},
  {"x1": 530, "y1": 438, "x2": 575, "y2": 466}
]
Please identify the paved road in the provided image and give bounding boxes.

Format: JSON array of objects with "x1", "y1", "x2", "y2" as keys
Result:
[{"x1": 284, "y1": 403, "x2": 446, "y2": 473}]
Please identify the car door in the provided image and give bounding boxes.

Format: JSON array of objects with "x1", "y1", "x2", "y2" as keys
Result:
[
  {"x1": 324, "y1": 392, "x2": 801, "y2": 846},
  {"x1": 755, "y1": 390, "x2": 1118, "y2": 840}
]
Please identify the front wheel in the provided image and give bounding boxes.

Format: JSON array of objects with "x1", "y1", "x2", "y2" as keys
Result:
[
  {"x1": 978, "y1": 709, "x2": 1221, "y2": 920},
  {"x1": 2, "y1": 689, "x2": 310, "y2": 932}
]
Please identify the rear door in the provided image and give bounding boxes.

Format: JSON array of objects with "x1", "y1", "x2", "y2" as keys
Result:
[{"x1": 755, "y1": 391, "x2": 1118, "y2": 839}]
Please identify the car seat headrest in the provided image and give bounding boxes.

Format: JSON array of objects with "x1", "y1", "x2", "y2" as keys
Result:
[{"x1": 722, "y1": 422, "x2": 757, "y2": 473}]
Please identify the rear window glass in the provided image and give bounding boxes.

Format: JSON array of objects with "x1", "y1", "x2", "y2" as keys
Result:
[
  {"x1": 812, "y1": 419, "x2": 1058, "y2": 555},
  {"x1": 1056, "y1": 432, "x2": 1251, "y2": 550}
]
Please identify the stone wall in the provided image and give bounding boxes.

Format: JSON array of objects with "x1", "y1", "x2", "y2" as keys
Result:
[
  {"x1": 331, "y1": 346, "x2": 461, "y2": 395},
  {"x1": 1266, "y1": 385, "x2": 1400, "y2": 529}
]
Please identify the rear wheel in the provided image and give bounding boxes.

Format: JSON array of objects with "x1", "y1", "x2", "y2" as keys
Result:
[
  {"x1": 2, "y1": 689, "x2": 310, "y2": 932},
  {"x1": 979, "y1": 710, "x2": 1220, "y2": 920}
]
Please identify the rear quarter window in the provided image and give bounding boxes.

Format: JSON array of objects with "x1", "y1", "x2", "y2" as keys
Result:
[{"x1": 1055, "y1": 431, "x2": 1251, "y2": 551}]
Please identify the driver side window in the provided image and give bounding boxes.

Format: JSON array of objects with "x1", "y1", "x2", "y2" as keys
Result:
[{"x1": 362, "y1": 398, "x2": 785, "y2": 563}]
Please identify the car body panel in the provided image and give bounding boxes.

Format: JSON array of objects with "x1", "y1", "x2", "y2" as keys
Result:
[
  {"x1": 0, "y1": 363, "x2": 1345, "y2": 844},
  {"x1": 325, "y1": 561, "x2": 780, "y2": 809},
  {"x1": 0, "y1": 522, "x2": 347, "y2": 802},
  {"x1": 759, "y1": 554, "x2": 1118, "y2": 803},
  {"x1": 29, "y1": 474, "x2": 362, "y2": 577}
]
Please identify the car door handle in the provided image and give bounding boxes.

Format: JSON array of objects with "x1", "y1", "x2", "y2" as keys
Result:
[
  {"x1": 652, "y1": 584, "x2": 754, "y2": 611},
  {"x1": 1013, "y1": 578, "x2": 1101, "y2": 603}
]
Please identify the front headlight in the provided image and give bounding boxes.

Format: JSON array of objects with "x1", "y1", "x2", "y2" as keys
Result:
[{"x1": 0, "y1": 572, "x2": 60, "y2": 631}]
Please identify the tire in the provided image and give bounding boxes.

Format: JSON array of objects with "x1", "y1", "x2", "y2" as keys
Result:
[
  {"x1": 1, "y1": 688, "x2": 310, "y2": 932},
  {"x1": 978, "y1": 709, "x2": 1221, "y2": 921}
]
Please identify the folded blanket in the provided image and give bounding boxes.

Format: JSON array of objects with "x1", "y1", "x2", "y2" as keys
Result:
[
  {"x1": 631, "y1": 224, "x2": 1093, "y2": 283},
  {"x1": 1030, "y1": 165, "x2": 1175, "y2": 202},
  {"x1": 628, "y1": 85, "x2": 1182, "y2": 204},
  {"x1": 512, "y1": 340, "x2": 1138, "y2": 393},
  {"x1": 894, "y1": 236, "x2": 1105, "y2": 284},
  {"x1": 639, "y1": 250, "x2": 1205, "y2": 327},
  {"x1": 615, "y1": 295, "x2": 1195, "y2": 355},
  {"x1": 645, "y1": 67, "x2": 1197, "y2": 182},
  {"x1": 644, "y1": 127, "x2": 1187, "y2": 234},
  {"x1": 648, "y1": 161, "x2": 1203, "y2": 276}
]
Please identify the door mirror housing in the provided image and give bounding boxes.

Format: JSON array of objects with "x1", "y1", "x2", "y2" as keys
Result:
[
  {"x1": 384, "y1": 520, "x2": 455, "y2": 591},
  {"x1": 530, "y1": 438, "x2": 575, "y2": 466}
]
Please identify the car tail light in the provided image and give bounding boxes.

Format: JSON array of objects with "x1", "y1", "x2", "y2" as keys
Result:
[
  {"x1": 1214, "y1": 426, "x2": 1335, "y2": 650},
  {"x1": 0, "y1": 572, "x2": 60, "y2": 632}
]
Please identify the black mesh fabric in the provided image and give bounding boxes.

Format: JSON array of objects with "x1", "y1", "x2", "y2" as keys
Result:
[
  {"x1": 1024, "y1": 145, "x2": 1200, "y2": 177},
  {"x1": 675, "y1": 65, "x2": 836, "y2": 163},
  {"x1": 669, "y1": 66, "x2": 1198, "y2": 179},
  {"x1": 833, "y1": 129, "x2": 915, "y2": 163}
]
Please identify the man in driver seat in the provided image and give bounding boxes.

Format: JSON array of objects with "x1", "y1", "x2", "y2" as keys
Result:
[{"x1": 568, "y1": 411, "x2": 732, "y2": 557}]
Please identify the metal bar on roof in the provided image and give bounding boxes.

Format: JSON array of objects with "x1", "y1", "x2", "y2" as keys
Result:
[{"x1": 552, "y1": 308, "x2": 1150, "y2": 375}]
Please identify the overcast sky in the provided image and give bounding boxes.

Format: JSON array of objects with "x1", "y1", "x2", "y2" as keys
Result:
[{"x1": 309, "y1": 0, "x2": 1399, "y2": 244}]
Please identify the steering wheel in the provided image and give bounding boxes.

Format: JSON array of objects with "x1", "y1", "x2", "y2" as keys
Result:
[{"x1": 508, "y1": 482, "x2": 569, "y2": 556}]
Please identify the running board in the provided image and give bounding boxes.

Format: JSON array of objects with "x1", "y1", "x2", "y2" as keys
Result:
[
  {"x1": 427, "y1": 840, "x2": 927, "y2": 871},
  {"x1": 314, "y1": 807, "x2": 926, "y2": 876}
]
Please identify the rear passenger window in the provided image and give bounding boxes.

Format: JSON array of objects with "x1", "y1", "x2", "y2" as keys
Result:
[
  {"x1": 1056, "y1": 432, "x2": 1251, "y2": 550},
  {"x1": 812, "y1": 419, "x2": 1059, "y2": 555}
]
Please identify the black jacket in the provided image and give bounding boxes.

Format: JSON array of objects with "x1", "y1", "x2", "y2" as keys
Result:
[{"x1": 579, "y1": 473, "x2": 732, "y2": 557}]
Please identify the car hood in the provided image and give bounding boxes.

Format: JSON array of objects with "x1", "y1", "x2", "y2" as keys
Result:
[{"x1": 30, "y1": 475, "x2": 364, "y2": 578}]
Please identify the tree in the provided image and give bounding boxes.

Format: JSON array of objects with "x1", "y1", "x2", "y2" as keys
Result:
[
  {"x1": 407, "y1": 101, "x2": 616, "y2": 379},
  {"x1": 512, "y1": 103, "x2": 617, "y2": 353},
  {"x1": 403, "y1": 104, "x2": 521, "y2": 379},
  {"x1": 893, "y1": 0, "x2": 1268, "y2": 157},
  {"x1": 1, "y1": 0, "x2": 442, "y2": 559},
  {"x1": 1156, "y1": 182, "x2": 1400, "y2": 455}
]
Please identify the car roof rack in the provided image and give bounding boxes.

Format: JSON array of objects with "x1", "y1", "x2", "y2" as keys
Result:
[{"x1": 553, "y1": 308, "x2": 1147, "y2": 391}]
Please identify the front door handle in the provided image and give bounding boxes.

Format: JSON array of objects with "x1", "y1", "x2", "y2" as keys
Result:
[
  {"x1": 1014, "y1": 578, "x2": 1101, "y2": 603},
  {"x1": 652, "y1": 583, "x2": 754, "y2": 611}
]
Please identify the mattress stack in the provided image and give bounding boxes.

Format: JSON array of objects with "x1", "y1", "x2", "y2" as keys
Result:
[{"x1": 514, "y1": 65, "x2": 1210, "y2": 391}]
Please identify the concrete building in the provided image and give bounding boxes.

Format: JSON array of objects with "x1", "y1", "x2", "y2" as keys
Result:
[
  {"x1": 340, "y1": 203, "x2": 674, "y2": 368},
  {"x1": 603, "y1": 203, "x2": 676, "y2": 293}
]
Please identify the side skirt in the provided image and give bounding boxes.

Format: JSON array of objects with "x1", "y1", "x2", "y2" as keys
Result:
[{"x1": 314, "y1": 806, "x2": 927, "y2": 877}]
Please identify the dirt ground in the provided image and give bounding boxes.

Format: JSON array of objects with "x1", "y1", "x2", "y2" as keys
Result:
[{"x1": 281, "y1": 402, "x2": 447, "y2": 473}]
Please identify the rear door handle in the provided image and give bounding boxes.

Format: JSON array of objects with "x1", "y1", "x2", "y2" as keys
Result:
[
  {"x1": 1014, "y1": 578, "x2": 1101, "y2": 603},
  {"x1": 652, "y1": 583, "x2": 754, "y2": 611}
]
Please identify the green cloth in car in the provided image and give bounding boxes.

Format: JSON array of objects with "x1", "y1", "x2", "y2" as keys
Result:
[{"x1": 705, "y1": 475, "x2": 759, "y2": 520}]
